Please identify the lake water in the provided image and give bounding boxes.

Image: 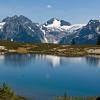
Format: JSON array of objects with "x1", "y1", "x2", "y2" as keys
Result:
[{"x1": 0, "y1": 54, "x2": 100, "y2": 100}]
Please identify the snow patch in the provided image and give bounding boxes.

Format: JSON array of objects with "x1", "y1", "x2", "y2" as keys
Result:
[
  {"x1": 46, "y1": 19, "x2": 61, "y2": 28},
  {"x1": 53, "y1": 40, "x2": 58, "y2": 44},
  {"x1": 40, "y1": 27, "x2": 48, "y2": 43},
  {"x1": 28, "y1": 26, "x2": 34, "y2": 32},
  {"x1": 61, "y1": 24, "x2": 86, "y2": 31},
  {"x1": 43, "y1": 18, "x2": 86, "y2": 35},
  {"x1": 0, "y1": 22, "x2": 5, "y2": 29},
  {"x1": 96, "y1": 26, "x2": 100, "y2": 34},
  {"x1": 44, "y1": 22, "x2": 86, "y2": 33},
  {"x1": 11, "y1": 39, "x2": 13, "y2": 42},
  {"x1": 88, "y1": 34, "x2": 94, "y2": 39}
]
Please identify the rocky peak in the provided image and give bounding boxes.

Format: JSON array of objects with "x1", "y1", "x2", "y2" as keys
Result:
[
  {"x1": 87, "y1": 19, "x2": 100, "y2": 29},
  {"x1": 44, "y1": 18, "x2": 71, "y2": 27}
]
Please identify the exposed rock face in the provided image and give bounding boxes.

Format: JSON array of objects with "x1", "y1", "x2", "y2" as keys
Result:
[
  {"x1": 74, "y1": 19, "x2": 100, "y2": 44},
  {"x1": 0, "y1": 15, "x2": 45, "y2": 43},
  {"x1": 0, "y1": 15, "x2": 100, "y2": 44}
]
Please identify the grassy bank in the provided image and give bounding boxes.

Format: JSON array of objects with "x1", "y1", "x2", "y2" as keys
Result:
[
  {"x1": 0, "y1": 41, "x2": 100, "y2": 56},
  {"x1": 53, "y1": 92, "x2": 98, "y2": 100},
  {"x1": 54, "y1": 97, "x2": 97, "y2": 100},
  {"x1": 0, "y1": 83, "x2": 30, "y2": 100},
  {"x1": 0, "y1": 83, "x2": 99, "y2": 100}
]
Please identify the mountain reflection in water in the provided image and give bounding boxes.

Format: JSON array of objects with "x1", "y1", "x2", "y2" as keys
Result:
[{"x1": 0, "y1": 54, "x2": 100, "y2": 68}]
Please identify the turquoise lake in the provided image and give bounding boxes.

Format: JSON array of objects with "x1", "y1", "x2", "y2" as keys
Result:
[{"x1": 0, "y1": 54, "x2": 100, "y2": 100}]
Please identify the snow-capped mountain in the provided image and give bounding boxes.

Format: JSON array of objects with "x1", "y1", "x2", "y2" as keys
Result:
[
  {"x1": 0, "y1": 15, "x2": 45, "y2": 43},
  {"x1": 43, "y1": 18, "x2": 71, "y2": 28},
  {"x1": 0, "y1": 15, "x2": 100, "y2": 45},
  {"x1": 73, "y1": 19, "x2": 100, "y2": 44},
  {"x1": 41, "y1": 18, "x2": 85, "y2": 44}
]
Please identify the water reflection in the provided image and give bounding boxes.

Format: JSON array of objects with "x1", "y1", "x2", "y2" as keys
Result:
[
  {"x1": 1, "y1": 54, "x2": 100, "y2": 68},
  {"x1": 85, "y1": 56, "x2": 100, "y2": 67},
  {"x1": 35, "y1": 55, "x2": 61, "y2": 68},
  {"x1": 3, "y1": 54, "x2": 34, "y2": 68},
  {"x1": 3, "y1": 54, "x2": 62, "y2": 68},
  {"x1": 1, "y1": 54, "x2": 100, "y2": 100}
]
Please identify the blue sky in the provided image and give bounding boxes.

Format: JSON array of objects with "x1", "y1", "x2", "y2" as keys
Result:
[{"x1": 0, "y1": 0, "x2": 100, "y2": 24}]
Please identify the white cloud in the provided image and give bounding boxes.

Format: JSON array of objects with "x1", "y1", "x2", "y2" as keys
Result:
[{"x1": 47, "y1": 5, "x2": 52, "y2": 9}]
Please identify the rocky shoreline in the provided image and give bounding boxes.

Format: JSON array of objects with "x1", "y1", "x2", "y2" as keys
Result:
[{"x1": 0, "y1": 41, "x2": 100, "y2": 57}]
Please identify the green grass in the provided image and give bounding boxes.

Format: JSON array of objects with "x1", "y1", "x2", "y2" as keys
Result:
[
  {"x1": 53, "y1": 92, "x2": 98, "y2": 100},
  {"x1": 0, "y1": 40, "x2": 100, "y2": 56},
  {"x1": 0, "y1": 83, "x2": 99, "y2": 100},
  {"x1": 0, "y1": 83, "x2": 30, "y2": 100},
  {"x1": 54, "y1": 97, "x2": 97, "y2": 100}
]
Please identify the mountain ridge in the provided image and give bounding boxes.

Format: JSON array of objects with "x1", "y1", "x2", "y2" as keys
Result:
[{"x1": 0, "y1": 15, "x2": 100, "y2": 44}]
